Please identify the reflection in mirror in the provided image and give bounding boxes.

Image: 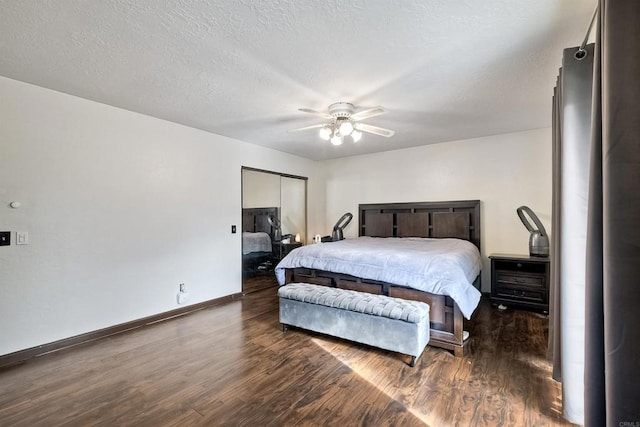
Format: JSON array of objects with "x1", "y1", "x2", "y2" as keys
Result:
[
  {"x1": 242, "y1": 170, "x2": 280, "y2": 209},
  {"x1": 241, "y1": 168, "x2": 307, "y2": 294},
  {"x1": 280, "y1": 176, "x2": 306, "y2": 244}
]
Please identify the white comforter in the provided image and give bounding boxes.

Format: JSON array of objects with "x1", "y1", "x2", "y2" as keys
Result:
[{"x1": 275, "y1": 237, "x2": 482, "y2": 319}]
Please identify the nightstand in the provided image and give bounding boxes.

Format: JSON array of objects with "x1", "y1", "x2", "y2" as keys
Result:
[
  {"x1": 272, "y1": 242, "x2": 302, "y2": 261},
  {"x1": 489, "y1": 253, "x2": 550, "y2": 313}
]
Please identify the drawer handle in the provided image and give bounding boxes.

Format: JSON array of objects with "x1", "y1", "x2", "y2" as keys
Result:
[{"x1": 516, "y1": 263, "x2": 522, "y2": 268}]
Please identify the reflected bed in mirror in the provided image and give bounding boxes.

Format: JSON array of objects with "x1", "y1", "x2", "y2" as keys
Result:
[{"x1": 242, "y1": 207, "x2": 278, "y2": 281}]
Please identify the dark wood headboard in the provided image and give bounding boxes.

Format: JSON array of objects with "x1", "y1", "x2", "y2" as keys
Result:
[
  {"x1": 242, "y1": 207, "x2": 279, "y2": 239},
  {"x1": 359, "y1": 200, "x2": 481, "y2": 250}
]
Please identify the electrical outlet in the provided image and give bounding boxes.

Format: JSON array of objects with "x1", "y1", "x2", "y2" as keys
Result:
[
  {"x1": 231, "y1": 225, "x2": 237, "y2": 234},
  {"x1": 177, "y1": 291, "x2": 190, "y2": 304},
  {"x1": 179, "y1": 283, "x2": 185, "y2": 292},
  {"x1": 0, "y1": 231, "x2": 10, "y2": 246}
]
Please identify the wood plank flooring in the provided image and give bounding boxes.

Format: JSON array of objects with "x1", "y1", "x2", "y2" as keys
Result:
[
  {"x1": 0, "y1": 288, "x2": 574, "y2": 426},
  {"x1": 243, "y1": 273, "x2": 278, "y2": 294}
]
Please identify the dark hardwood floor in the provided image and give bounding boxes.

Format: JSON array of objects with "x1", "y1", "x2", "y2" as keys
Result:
[
  {"x1": 0, "y1": 287, "x2": 574, "y2": 426},
  {"x1": 243, "y1": 273, "x2": 278, "y2": 294}
]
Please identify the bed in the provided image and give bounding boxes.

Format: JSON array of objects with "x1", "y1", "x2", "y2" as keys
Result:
[
  {"x1": 276, "y1": 200, "x2": 482, "y2": 356},
  {"x1": 242, "y1": 207, "x2": 278, "y2": 275}
]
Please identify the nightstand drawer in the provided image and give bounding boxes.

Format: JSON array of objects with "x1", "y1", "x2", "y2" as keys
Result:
[
  {"x1": 495, "y1": 286, "x2": 546, "y2": 303},
  {"x1": 495, "y1": 272, "x2": 545, "y2": 288},
  {"x1": 493, "y1": 260, "x2": 546, "y2": 275}
]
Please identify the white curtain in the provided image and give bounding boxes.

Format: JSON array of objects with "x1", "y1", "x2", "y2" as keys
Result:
[{"x1": 551, "y1": 43, "x2": 594, "y2": 424}]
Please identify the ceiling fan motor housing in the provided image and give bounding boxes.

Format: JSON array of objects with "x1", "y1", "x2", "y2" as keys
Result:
[{"x1": 329, "y1": 102, "x2": 355, "y2": 119}]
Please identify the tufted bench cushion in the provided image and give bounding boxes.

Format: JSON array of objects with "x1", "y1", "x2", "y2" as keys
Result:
[
  {"x1": 278, "y1": 283, "x2": 430, "y2": 366},
  {"x1": 278, "y1": 283, "x2": 429, "y2": 323}
]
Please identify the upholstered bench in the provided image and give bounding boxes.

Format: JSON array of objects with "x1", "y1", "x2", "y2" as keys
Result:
[{"x1": 278, "y1": 283, "x2": 430, "y2": 367}]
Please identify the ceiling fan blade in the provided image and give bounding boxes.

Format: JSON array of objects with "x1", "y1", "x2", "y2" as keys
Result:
[
  {"x1": 355, "y1": 123, "x2": 395, "y2": 138},
  {"x1": 289, "y1": 123, "x2": 326, "y2": 132},
  {"x1": 298, "y1": 108, "x2": 332, "y2": 119},
  {"x1": 350, "y1": 106, "x2": 386, "y2": 121}
]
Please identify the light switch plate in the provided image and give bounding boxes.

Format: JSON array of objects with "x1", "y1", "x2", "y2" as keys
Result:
[
  {"x1": 16, "y1": 231, "x2": 29, "y2": 245},
  {"x1": 0, "y1": 231, "x2": 9, "y2": 246}
]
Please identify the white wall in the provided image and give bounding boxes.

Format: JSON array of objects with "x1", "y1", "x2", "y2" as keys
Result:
[
  {"x1": 320, "y1": 128, "x2": 552, "y2": 291},
  {"x1": 0, "y1": 76, "x2": 319, "y2": 356}
]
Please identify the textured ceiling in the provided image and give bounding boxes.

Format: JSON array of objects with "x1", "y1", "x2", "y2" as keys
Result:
[{"x1": 0, "y1": 0, "x2": 596, "y2": 160}]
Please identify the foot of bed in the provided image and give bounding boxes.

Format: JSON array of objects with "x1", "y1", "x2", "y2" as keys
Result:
[
  {"x1": 409, "y1": 356, "x2": 417, "y2": 367},
  {"x1": 282, "y1": 324, "x2": 288, "y2": 333},
  {"x1": 453, "y1": 345, "x2": 464, "y2": 357}
]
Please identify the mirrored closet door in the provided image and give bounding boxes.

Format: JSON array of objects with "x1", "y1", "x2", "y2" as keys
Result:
[{"x1": 241, "y1": 167, "x2": 307, "y2": 294}]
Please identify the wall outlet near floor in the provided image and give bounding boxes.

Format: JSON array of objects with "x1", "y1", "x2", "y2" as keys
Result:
[{"x1": 177, "y1": 291, "x2": 190, "y2": 305}]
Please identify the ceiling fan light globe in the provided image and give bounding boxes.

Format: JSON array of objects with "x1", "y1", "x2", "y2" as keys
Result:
[
  {"x1": 339, "y1": 121, "x2": 354, "y2": 136},
  {"x1": 351, "y1": 130, "x2": 362, "y2": 143},
  {"x1": 319, "y1": 127, "x2": 331, "y2": 140},
  {"x1": 330, "y1": 135, "x2": 343, "y2": 146}
]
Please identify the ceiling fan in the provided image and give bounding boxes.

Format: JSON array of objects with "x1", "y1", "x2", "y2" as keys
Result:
[{"x1": 290, "y1": 102, "x2": 395, "y2": 145}]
